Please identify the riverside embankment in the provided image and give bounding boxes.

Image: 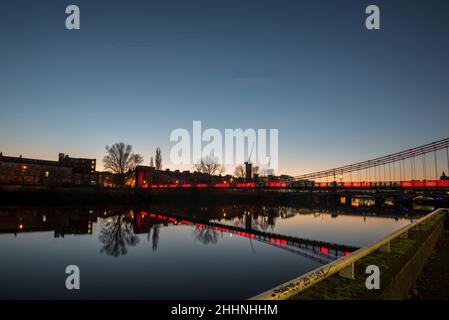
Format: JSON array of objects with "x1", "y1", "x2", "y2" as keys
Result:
[
  {"x1": 250, "y1": 208, "x2": 448, "y2": 300},
  {"x1": 0, "y1": 185, "x2": 284, "y2": 205}
]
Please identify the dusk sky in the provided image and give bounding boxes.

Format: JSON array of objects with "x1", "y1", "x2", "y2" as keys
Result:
[{"x1": 1, "y1": 0, "x2": 449, "y2": 175}]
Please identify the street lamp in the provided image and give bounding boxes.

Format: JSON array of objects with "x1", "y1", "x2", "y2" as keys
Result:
[{"x1": 20, "y1": 165, "x2": 28, "y2": 185}]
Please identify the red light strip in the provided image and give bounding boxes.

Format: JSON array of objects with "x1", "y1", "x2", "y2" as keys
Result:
[{"x1": 142, "y1": 180, "x2": 449, "y2": 189}]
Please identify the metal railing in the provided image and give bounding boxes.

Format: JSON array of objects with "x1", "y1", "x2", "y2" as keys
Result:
[{"x1": 250, "y1": 207, "x2": 448, "y2": 300}]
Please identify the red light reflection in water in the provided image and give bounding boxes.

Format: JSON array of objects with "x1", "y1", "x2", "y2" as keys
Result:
[
  {"x1": 320, "y1": 247, "x2": 330, "y2": 254},
  {"x1": 138, "y1": 211, "x2": 354, "y2": 256}
]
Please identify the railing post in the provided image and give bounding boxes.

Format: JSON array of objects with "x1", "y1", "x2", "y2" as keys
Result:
[
  {"x1": 339, "y1": 263, "x2": 355, "y2": 279},
  {"x1": 379, "y1": 242, "x2": 390, "y2": 253}
]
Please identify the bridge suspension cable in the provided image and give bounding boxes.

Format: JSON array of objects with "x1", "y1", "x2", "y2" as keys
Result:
[{"x1": 295, "y1": 138, "x2": 449, "y2": 181}]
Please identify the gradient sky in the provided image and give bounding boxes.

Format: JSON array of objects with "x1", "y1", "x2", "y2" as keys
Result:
[{"x1": 1, "y1": 0, "x2": 449, "y2": 175}]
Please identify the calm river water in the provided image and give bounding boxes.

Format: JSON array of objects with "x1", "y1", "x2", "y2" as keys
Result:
[{"x1": 0, "y1": 203, "x2": 425, "y2": 299}]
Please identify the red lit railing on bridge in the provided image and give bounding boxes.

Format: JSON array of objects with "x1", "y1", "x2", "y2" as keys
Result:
[
  {"x1": 138, "y1": 180, "x2": 449, "y2": 189},
  {"x1": 401, "y1": 180, "x2": 449, "y2": 188},
  {"x1": 266, "y1": 182, "x2": 288, "y2": 188},
  {"x1": 214, "y1": 183, "x2": 230, "y2": 188},
  {"x1": 235, "y1": 182, "x2": 257, "y2": 188},
  {"x1": 314, "y1": 180, "x2": 449, "y2": 188}
]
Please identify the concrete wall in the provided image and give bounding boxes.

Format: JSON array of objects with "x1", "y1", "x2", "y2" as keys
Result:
[{"x1": 377, "y1": 216, "x2": 444, "y2": 299}]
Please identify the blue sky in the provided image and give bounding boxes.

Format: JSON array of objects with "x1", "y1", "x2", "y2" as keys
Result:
[{"x1": 1, "y1": 0, "x2": 448, "y2": 175}]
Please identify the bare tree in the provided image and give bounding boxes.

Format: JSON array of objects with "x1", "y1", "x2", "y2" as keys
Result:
[
  {"x1": 155, "y1": 147, "x2": 162, "y2": 170},
  {"x1": 193, "y1": 156, "x2": 224, "y2": 176},
  {"x1": 253, "y1": 165, "x2": 260, "y2": 176},
  {"x1": 234, "y1": 165, "x2": 245, "y2": 178},
  {"x1": 149, "y1": 157, "x2": 154, "y2": 168},
  {"x1": 103, "y1": 142, "x2": 143, "y2": 186}
]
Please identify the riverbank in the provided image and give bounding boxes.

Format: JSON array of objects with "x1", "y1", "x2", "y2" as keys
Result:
[
  {"x1": 288, "y1": 212, "x2": 445, "y2": 300},
  {"x1": 0, "y1": 185, "x2": 140, "y2": 204},
  {"x1": 0, "y1": 185, "x2": 283, "y2": 205},
  {"x1": 412, "y1": 220, "x2": 449, "y2": 299}
]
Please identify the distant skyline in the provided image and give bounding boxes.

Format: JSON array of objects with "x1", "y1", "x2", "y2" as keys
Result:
[{"x1": 1, "y1": 0, "x2": 449, "y2": 176}]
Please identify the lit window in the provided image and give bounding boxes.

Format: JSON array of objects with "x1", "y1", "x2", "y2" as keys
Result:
[{"x1": 45, "y1": 171, "x2": 50, "y2": 177}]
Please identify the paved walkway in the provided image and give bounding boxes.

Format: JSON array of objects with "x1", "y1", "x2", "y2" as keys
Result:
[{"x1": 412, "y1": 220, "x2": 449, "y2": 300}]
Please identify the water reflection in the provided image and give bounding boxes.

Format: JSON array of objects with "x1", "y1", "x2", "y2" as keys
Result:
[
  {"x1": 147, "y1": 223, "x2": 160, "y2": 251},
  {"x1": 99, "y1": 213, "x2": 139, "y2": 257},
  {"x1": 0, "y1": 203, "x2": 435, "y2": 299},
  {"x1": 0, "y1": 207, "x2": 95, "y2": 237},
  {"x1": 0, "y1": 204, "x2": 430, "y2": 254},
  {"x1": 193, "y1": 225, "x2": 219, "y2": 245}
]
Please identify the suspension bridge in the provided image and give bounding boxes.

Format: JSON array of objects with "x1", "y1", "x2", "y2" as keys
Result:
[
  {"x1": 136, "y1": 138, "x2": 449, "y2": 191},
  {"x1": 294, "y1": 137, "x2": 449, "y2": 185}
]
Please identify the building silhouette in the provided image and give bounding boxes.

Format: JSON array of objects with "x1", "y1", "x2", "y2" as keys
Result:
[{"x1": 0, "y1": 153, "x2": 97, "y2": 186}]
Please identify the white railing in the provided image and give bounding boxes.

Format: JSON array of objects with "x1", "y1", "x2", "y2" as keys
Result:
[{"x1": 250, "y1": 207, "x2": 448, "y2": 300}]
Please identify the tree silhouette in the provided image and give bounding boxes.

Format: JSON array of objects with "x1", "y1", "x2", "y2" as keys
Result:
[
  {"x1": 155, "y1": 147, "x2": 162, "y2": 170},
  {"x1": 99, "y1": 214, "x2": 140, "y2": 257},
  {"x1": 233, "y1": 165, "x2": 245, "y2": 178},
  {"x1": 193, "y1": 156, "x2": 224, "y2": 176},
  {"x1": 253, "y1": 165, "x2": 260, "y2": 176},
  {"x1": 103, "y1": 142, "x2": 143, "y2": 186}
]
